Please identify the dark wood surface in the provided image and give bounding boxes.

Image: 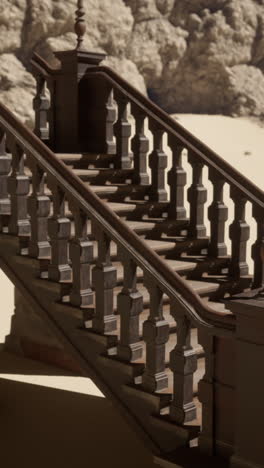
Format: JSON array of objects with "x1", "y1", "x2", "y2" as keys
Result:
[{"x1": 1, "y1": 47, "x2": 264, "y2": 468}]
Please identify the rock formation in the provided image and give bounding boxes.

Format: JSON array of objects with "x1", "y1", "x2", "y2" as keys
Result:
[{"x1": 1, "y1": 0, "x2": 264, "y2": 125}]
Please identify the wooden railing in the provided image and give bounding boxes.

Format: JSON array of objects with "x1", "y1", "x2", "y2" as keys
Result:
[
  {"x1": 0, "y1": 96, "x2": 234, "y2": 436},
  {"x1": 2, "y1": 52, "x2": 262, "y2": 465},
  {"x1": 31, "y1": 54, "x2": 264, "y2": 292},
  {"x1": 83, "y1": 66, "x2": 264, "y2": 290}
]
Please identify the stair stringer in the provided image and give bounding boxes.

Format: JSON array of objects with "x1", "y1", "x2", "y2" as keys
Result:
[{"x1": 0, "y1": 234, "x2": 197, "y2": 457}]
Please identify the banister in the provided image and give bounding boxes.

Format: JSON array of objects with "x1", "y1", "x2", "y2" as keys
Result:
[
  {"x1": 0, "y1": 101, "x2": 235, "y2": 333},
  {"x1": 85, "y1": 66, "x2": 264, "y2": 209},
  {"x1": 30, "y1": 53, "x2": 59, "y2": 76}
]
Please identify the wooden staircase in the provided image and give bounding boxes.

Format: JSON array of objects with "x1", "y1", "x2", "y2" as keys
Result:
[{"x1": 0, "y1": 48, "x2": 264, "y2": 468}]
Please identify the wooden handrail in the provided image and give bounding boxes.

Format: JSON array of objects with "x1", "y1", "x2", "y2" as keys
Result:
[
  {"x1": 0, "y1": 101, "x2": 234, "y2": 333},
  {"x1": 85, "y1": 66, "x2": 264, "y2": 209},
  {"x1": 30, "y1": 53, "x2": 59, "y2": 76}
]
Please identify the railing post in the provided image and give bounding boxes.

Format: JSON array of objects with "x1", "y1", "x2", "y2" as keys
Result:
[
  {"x1": 229, "y1": 187, "x2": 250, "y2": 278},
  {"x1": 7, "y1": 140, "x2": 30, "y2": 240},
  {"x1": 148, "y1": 120, "x2": 168, "y2": 202},
  {"x1": 142, "y1": 279, "x2": 169, "y2": 392},
  {"x1": 208, "y1": 169, "x2": 228, "y2": 257},
  {"x1": 169, "y1": 307, "x2": 197, "y2": 424},
  {"x1": 69, "y1": 205, "x2": 94, "y2": 307},
  {"x1": 91, "y1": 225, "x2": 117, "y2": 333},
  {"x1": 47, "y1": 181, "x2": 72, "y2": 282},
  {"x1": 130, "y1": 104, "x2": 150, "y2": 185},
  {"x1": 167, "y1": 137, "x2": 187, "y2": 221},
  {"x1": 251, "y1": 205, "x2": 264, "y2": 289},
  {"x1": 114, "y1": 91, "x2": 132, "y2": 169},
  {"x1": 0, "y1": 129, "x2": 11, "y2": 231},
  {"x1": 27, "y1": 159, "x2": 51, "y2": 259},
  {"x1": 187, "y1": 152, "x2": 207, "y2": 239},
  {"x1": 33, "y1": 74, "x2": 50, "y2": 142},
  {"x1": 198, "y1": 329, "x2": 215, "y2": 455},
  {"x1": 117, "y1": 247, "x2": 143, "y2": 362}
]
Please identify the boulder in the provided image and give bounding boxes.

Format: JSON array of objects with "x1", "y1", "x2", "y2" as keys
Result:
[{"x1": 2, "y1": 0, "x2": 264, "y2": 123}]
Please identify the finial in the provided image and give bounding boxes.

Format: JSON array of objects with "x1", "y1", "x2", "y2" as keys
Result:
[{"x1": 75, "y1": 0, "x2": 86, "y2": 50}]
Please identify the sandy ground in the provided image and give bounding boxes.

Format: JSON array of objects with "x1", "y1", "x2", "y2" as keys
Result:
[
  {"x1": 174, "y1": 114, "x2": 264, "y2": 190},
  {"x1": 0, "y1": 115, "x2": 263, "y2": 467}
]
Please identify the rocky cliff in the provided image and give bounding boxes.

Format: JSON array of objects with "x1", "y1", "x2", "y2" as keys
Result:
[{"x1": 1, "y1": 0, "x2": 264, "y2": 125}]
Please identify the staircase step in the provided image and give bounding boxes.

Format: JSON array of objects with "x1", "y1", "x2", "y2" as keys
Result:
[
  {"x1": 85, "y1": 183, "x2": 150, "y2": 200},
  {"x1": 114, "y1": 258, "x2": 198, "y2": 284},
  {"x1": 113, "y1": 280, "x2": 220, "y2": 313},
  {"x1": 56, "y1": 152, "x2": 117, "y2": 168},
  {"x1": 72, "y1": 168, "x2": 134, "y2": 183}
]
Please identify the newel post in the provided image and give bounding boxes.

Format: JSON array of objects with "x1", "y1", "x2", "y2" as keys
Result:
[
  {"x1": 228, "y1": 295, "x2": 264, "y2": 468},
  {"x1": 48, "y1": 0, "x2": 108, "y2": 153}
]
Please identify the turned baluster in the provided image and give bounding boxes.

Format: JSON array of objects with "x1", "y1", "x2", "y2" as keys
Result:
[
  {"x1": 7, "y1": 140, "x2": 30, "y2": 238},
  {"x1": 187, "y1": 152, "x2": 207, "y2": 238},
  {"x1": 130, "y1": 104, "x2": 150, "y2": 185},
  {"x1": 47, "y1": 78, "x2": 55, "y2": 149},
  {"x1": 142, "y1": 278, "x2": 169, "y2": 392},
  {"x1": 27, "y1": 159, "x2": 51, "y2": 259},
  {"x1": 208, "y1": 169, "x2": 228, "y2": 257},
  {"x1": 47, "y1": 181, "x2": 71, "y2": 282},
  {"x1": 169, "y1": 307, "x2": 197, "y2": 424},
  {"x1": 167, "y1": 136, "x2": 187, "y2": 220},
  {"x1": 251, "y1": 205, "x2": 264, "y2": 289},
  {"x1": 105, "y1": 89, "x2": 117, "y2": 156},
  {"x1": 148, "y1": 120, "x2": 168, "y2": 202},
  {"x1": 92, "y1": 225, "x2": 117, "y2": 333},
  {"x1": 0, "y1": 129, "x2": 11, "y2": 230},
  {"x1": 33, "y1": 75, "x2": 50, "y2": 142},
  {"x1": 114, "y1": 91, "x2": 132, "y2": 169},
  {"x1": 229, "y1": 186, "x2": 250, "y2": 278},
  {"x1": 117, "y1": 248, "x2": 143, "y2": 362},
  {"x1": 197, "y1": 329, "x2": 215, "y2": 455},
  {"x1": 69, "y1": 205, "x2": 94, "y2": 307}
]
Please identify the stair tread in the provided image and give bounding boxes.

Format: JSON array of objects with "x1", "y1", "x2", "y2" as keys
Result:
[
  {"x1": 114, "y1": 259, "x2": 197, "y2": 281},
  {"x1": 107, "y1": 202, "x2": 138, "y2": 213},
  {"x1": 113, "y1": 280, "x2": 220, "y2": 310},
  {"x1": 72, "y1": 168, "x2": 133, "y2": 176}
]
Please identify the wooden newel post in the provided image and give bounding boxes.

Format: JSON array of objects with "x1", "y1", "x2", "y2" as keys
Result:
[
  {"x1": 45, "y1": 0, "x2": 108, "y2": 153},
  {"x1": 228, "y1": 296, "x2": 264, "y2": 468}
]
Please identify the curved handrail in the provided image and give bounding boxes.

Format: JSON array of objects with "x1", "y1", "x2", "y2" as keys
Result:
[
  {"x1": 0, "y1": 100, "x2": 235, "y2": 333},
  {"x1": 85, "y1": 66, "x2": 264, "y2": 209},
  {"x1": 30, "y1": 52, "x2": 59, "y2": 76}
]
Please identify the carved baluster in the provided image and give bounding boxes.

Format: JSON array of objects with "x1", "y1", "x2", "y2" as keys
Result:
[
  {"x1": 47, "y1": 78, "x2": 55, "y2": 150},
  {"x1": 251, "y1": 205, "x2": 264, "y2": 288},
  {"x1": 197, "y1": 329, "x2": 215, "y2": 455},
  {"x1": 142, "y1": 279, "x2": 169, "y2": 392},
  {"x1": 0, "y1": 129, "x2": 11, "y2": 230},
  {"x1": 47, "y1": 181, "x2": 71, "y2": 282},
  {"x1": 208, "y1": 169, "x2": 228, "y2": 257},
  {"x1": 106, "y1": 89, "x2": 117, "y2": 156},
  {"x1": 167, "y1": 136, "x2": 187, "y2": 220},
  {"x1": 33, "y1": 75, "x2": 50, "y2": 142},
  {"x1": 114, "y1": 91, "x2": 132, "y2": 169},
  {"x1": 69, "y1": 205, "x2": 94, "y2": 307},
  {"x1": 229, "y1": 187, "x2": 250, "y2": 278},
  {"x1": 27, "y1": 159, "x2": 51, "y2": 259},
  {"x1": 7, "y1": 140, "x2": 30, "y2": 238},
  {"x1": 130, "y1": 104, "x2": 150, "y2": 185},
  {"x1": 92, "y1": 225, "x2": 117, "y2": 333},
  {"x1": 117, "y1": 248, "x2": 143, "y2": 361},
  {"x1": 169, "y1": 306, "x2": 197, "y2": 423},
  {"x1": 187, "y1": 152, "x2": 207, "y2": 238},
  {"x1": 148, "y1": 120, "x2": 168, "y2": 202}
]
